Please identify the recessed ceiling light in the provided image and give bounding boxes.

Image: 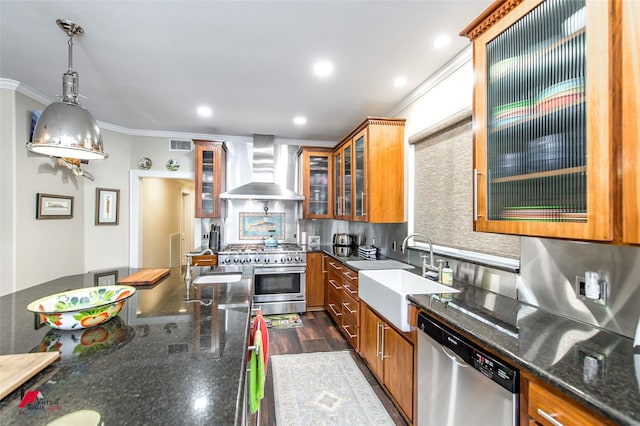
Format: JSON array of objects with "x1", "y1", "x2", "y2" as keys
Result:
[
  {"x1": 293, "y1": 116, "x2": 307, "y2": 125},
  {"x1": 433, "y1": 35, "x2": 451, "y2": 49},
  {"x1": 313, "y1": 61, "x2": 334, "y2": 77},
  {"x1": 393, "y1": 76, "x2": 407, "y2": 87},
  {"x1": 197, "y1": 106, "x2": 212, "y2": 117}
]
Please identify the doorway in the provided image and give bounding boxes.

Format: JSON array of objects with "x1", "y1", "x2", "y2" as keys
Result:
[{"x1": 129, "y1": 170, "x2": 195, "y2": 268}]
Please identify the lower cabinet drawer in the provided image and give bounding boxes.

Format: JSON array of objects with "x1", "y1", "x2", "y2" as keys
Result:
[
  {"x1": 528, "y1": 381, "x2": 609, "y2": 426},
  {"x1": 341, "y1": 314, "x2": 359, "y2": 351},
  {"x1": 342, "y1": 292, "x2": 359, "y2": 326},
  {"x1": 327, "y1": 286, "x2": 343, "y2": 323},
  {"x1": 190, "y1": 254, "x2": 218, "y2": 266}
]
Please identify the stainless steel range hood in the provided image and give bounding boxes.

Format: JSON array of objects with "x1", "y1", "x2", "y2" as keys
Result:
[{"x1": 220, "y1": 134, "x2": 304, "y2": 200}]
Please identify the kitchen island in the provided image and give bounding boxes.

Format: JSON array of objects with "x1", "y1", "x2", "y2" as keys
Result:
[{"x1": 0, "y1": 265, "x2": 254, "y2": 425}]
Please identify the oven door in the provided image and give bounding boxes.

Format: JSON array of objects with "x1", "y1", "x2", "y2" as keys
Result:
[{"x1": 253, "y1": 266, "x2": 306, "y2": 303}]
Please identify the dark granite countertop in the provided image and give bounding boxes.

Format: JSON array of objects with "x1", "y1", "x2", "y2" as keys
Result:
[
  {"x1": 0, "y1": 265, "x2": 254, "y2": 425},
  {"x1": 317, "y1": 249, "x2": 639, "y2": 424},
  {"x1": 409, "y1": 288, "x2": 640, "y2": 425}
]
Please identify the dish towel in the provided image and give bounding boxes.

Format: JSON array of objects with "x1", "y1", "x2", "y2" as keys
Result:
[
  {"x1": 249, "y1": 311, "x2": 269, "y2": 371},
  {"x1": 249, "y1": 328, "x2": 265, "y2": 414}
]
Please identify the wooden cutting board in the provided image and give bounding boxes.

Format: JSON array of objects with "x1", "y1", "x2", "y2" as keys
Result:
[
  {"x1": 118, "y1": 268, "x2": 170, "y2": 286},
  {"x1": 0, "y1": 352, "x2": 60, "y2": 400}
]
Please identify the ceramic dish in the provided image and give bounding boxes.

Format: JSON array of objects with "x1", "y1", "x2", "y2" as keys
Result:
[
  {"x1": 27, "y1": 285, "x2": 136, "y2": 330},
  {"x1": 137, "y1": 157, "x2": 152, "y2": 170},
  {"x1": 33, "y1": 316, "x2": 135, "y2": 361},
  {"x1": 166, "y1": 158, "x2": 180, "y2": 171}
]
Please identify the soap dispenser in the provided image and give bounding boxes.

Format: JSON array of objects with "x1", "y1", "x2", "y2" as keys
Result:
[{"x1": 441, "y1": 262, "x2": 453, "y2": 286}]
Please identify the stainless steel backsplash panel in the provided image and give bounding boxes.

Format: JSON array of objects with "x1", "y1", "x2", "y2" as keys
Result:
[{"x1": 519, "y1": 237, "x2": 640, "y2": 339}]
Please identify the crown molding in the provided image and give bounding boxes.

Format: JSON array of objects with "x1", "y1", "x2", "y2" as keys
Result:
[
  {"x1": 2, "y1": 77, "x2": 334, "y2": 146},
  {"x1": 386, "y1": 45, "x2": 472, "y2": 117}
]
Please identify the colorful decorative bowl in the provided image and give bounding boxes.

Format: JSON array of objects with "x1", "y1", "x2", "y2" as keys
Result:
[
  {"x1": 33, "y1": 316, "x2": 135, "y2": 361},
  {"x1": 27, "y1": 285, "x2": 136, "y2": 330},
  {"x1": 165, "y1": 158, "x2": 180, "y2": 171}
]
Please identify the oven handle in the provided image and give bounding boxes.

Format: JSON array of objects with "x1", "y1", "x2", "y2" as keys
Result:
[{"x1": 254, "y1": 267, "x2": 306, "y2": 275}]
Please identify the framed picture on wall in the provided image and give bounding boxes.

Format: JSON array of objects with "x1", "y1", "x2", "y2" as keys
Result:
[
  {"x1": 36, "y1": 193, "x2": 73, "y2": 219},
  {"x1": 96, "y1": 188, "x2": 120, "y2": 225}
]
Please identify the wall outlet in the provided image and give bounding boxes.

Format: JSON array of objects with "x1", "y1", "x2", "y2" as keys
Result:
[
  {"x1": 203, "y1": 234, "x2": 209, "y2": 240},
  {"x1": 575, "y1": 275, "x2": 608, "y2": 306}
]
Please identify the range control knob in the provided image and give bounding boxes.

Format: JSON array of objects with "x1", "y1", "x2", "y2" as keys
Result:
[
  {"x1": 286, "y1": 257, "x2": 293, "y2": 262},
  {"x1": 264, "y1": 258, "x2": 270, "y2": 263},
  {"x1": 233, "y1": 258, "x2": 239, "y2": 264},
  {"x1": 254, "y1": 258, "x2": 260, "y2": 263},
  {"x1": 294, "y1": 256, "x2": 301, "y2": 262}
]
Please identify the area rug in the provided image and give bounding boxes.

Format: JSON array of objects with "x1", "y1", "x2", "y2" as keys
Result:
[
  {"x1": 261, "y1": 313, "x2": 303, "y2": 329},
  {"x1": 271, "y1": 351, "x2": 394, "y2": 425}
]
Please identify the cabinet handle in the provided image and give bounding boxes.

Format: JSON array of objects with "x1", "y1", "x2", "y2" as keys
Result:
[
  {"x1": 380, "y1": 325, "x2": 388, "y2": 359},
  {"x1": 329, "y1": 280, "x2": 342, "y2": 290},
  {"x1": 473, "y1": 169, "x2": 484, "y2": 220},
  {"x1": 343, "y1": 271, "x2": 356, "y2": 280},
  {"x1": 361, "y1": 192, "x2": 366, "y2": 216},
  {"x1": 376, "y1": 323, "x2": 381, "y2": 357},
  {"x1": 342, "y1": 324, "x2": 356, "y2": 339},
  {"x1": 328, "y1": 303, "x2": 342, "y2": 317},
  {"x1": 343, "y1": 284, "x2": 356, "y2": 295},
  {"x1": 322, "y1": 255, "x2": 327, "y2": 273},
  {"x1": 328, "y1": 262, "x2": 342, "y2": 271},
  {"x1": 342, "y1": 302, "x2": 356, "y2": 314},
  {"x1": 536, "y1": 409, "x2": 564, "y2": 426}
]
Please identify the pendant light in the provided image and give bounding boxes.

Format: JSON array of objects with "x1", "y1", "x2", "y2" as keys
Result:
[{"x1": 26, "y1": 19, "x2": 108, "y2": 160}]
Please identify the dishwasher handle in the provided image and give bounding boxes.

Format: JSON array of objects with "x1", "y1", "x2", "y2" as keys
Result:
[{"x1": 442, "y1": 346, "x2": 469, "y2": 368}]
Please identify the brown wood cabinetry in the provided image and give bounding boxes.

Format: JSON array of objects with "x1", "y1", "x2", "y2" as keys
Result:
[
  {"x1": 361, "y1": 303, "x2": 414, "y2": 423},
  {"x1": 193, "y1": 140, "x2": 226, "y2": 218},
  {"x1": 332, "y1": 117, "x2": 405, "y2": 223},
  {"x1": 325, "y1": 260, "x2": 360, "y2": 352},
  {"x1": 461, "y1": 0, "x2": 617, "y2": 241},
  {"x1": 298, "y1": 148, "x2": 333, "y2": 219},
  {"x1": 305, "y1": 252, "x2": 325, "y2": 310},
  {"x1": 622, "y1": 0, "x2": 640, "y2": 244},
  {"x1": 522, "y1": 373, "x2": 614, "y2": 426},
  {"x1": 189, "y1": 254, "x2": 218, "y2": 267}
]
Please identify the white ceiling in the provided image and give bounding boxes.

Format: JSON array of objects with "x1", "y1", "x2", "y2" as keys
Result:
[{"x1": 0, "y1": 1, "x2": 492, "y2": 143}]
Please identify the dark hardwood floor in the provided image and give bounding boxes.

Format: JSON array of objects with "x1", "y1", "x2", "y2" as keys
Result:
[{"x1": 257, "y1": 310, "x2": 408, "y2": 426}]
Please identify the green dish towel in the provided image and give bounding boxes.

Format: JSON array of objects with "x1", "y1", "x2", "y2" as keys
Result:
[{"x1": 249, "y1": 328, "x2": 264, "y2": 413}]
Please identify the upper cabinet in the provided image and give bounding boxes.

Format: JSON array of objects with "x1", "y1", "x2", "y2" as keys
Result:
[
  {"x1": 334, "y1": 141, "x2": 353, "y2": 220},
  {"x1": 622, "y1": 0, "x2": 640, "y2": 244},
  {"x1": 462, "y1": 0, "x2": 617, "y2": 241},
  {"x1": 333, "y1": 117, "x2": 405, "y2": 223},
  {"x1": 298, "y1": 147, "x2": 333, "y2": 219},
  {"x1": 193, "y1": 140, "x2": 226, "y2": 218}
]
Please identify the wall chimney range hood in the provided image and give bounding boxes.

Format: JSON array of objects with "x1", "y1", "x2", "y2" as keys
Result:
[{"x1": 220, "y1": 134, "x2": 304, "y2": 201}]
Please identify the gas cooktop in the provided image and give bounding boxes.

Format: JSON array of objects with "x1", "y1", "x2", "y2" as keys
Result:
[{"x1": 220, "y1": 243, "x2": 303, "y2": 253}]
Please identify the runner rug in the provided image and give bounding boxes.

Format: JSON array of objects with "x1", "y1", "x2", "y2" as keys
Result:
[{"x1": 271, "y1": 351, "x2": 394, "y2": 425}]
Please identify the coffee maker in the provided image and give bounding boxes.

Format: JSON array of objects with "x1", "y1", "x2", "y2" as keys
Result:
[{"x1": 208, "y1": 224, "x2": 220, "y2": 251}]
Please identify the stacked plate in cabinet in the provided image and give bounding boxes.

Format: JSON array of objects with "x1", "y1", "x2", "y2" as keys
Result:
[{"x1": 535, "y1": 77, "x2": 584, "y2": 114}]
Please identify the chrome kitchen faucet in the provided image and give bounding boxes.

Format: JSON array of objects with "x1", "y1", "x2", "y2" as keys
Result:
[{"x1": 401, "y1": 233, "x2": 439, "y2": 281}]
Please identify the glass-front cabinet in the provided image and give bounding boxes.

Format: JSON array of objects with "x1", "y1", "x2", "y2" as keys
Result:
[
  {"x1": 353, "y1": 129, "x2": 367, "y2": 222},
  {"x1": 298, "y1": 147, "x2": 333, "y2": 219},
  {"x1": 334, "y1": 142, "x2": 353, "y2": 220},
  {"x1": 462, "y1": 0, "x2": 615, "y2": 241},
  {"x1": 193, "y1": 140, "x2": 226, "y2": 218}
]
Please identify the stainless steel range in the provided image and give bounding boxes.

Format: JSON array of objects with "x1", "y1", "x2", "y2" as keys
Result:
[{"x1": 218, "y1": 243, "x2": 306, "y2": 315}]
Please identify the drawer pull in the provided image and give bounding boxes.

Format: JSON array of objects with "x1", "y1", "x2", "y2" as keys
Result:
[
  {"x1": 342, "y1": 324, "x2": 356, "y2": 339},
  {"x1": 328, "y1": 262, "x2": 342, "y2": 271},
  {"x1": 343, "y1": 284, "x2": 356, "y2": 295},
  {"x1": 536, "y1": 409, "x2": 564, "y2": 426},
  {"x1": 342, "y1": 302, "x2": 356, "y2": 314},
  {"x1": 343, "y1": 271, "x2": 356, "y2": 280},
  {"x1": 329, "y1": 280, "x2": 342, "y2": 290},
  {"x1": 328, "y1": 303, "x2": 342, "y2": 317}
]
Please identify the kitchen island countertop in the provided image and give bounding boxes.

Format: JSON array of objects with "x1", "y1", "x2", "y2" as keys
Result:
[{"x1": 0, "y1": 265, "x2": 254, "y2": 425}]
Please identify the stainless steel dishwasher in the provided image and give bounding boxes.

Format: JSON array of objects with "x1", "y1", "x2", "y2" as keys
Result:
[{"x1": 417, "y1": 312, "x2": 519, "y2": 426}]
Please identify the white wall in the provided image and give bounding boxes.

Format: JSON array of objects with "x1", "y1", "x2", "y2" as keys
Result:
[
  {"x1": 14, "y1": 92, "x2": 85, "y2": 294},
  {"x1": 83, "y1": 129, "x2": 132, "y2": 272},
  {"x1": 0, "y1": 89, "x2": 17, "y2": 295}
]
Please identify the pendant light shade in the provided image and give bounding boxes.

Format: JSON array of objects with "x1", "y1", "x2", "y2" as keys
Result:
[{"x1": 26, "y1": 19, "x2": 108, "y2": 160}]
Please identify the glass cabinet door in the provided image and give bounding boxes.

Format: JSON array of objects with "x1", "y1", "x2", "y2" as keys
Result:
[
  {"x1": 200, "y1": 149, "x2": 215, "y2": 216},
  {"x1": 470, "y1": 0, "x2": 613, "y2": 240},
  {"x1": 334, "y1": 151, "x2": 342, "y2": 217},
  {"x1": 343, "y1": 143, "x2": 352, "y2": 218},
  {"x1": 353, "y1": 131, "x2": 366, "y2": 221},
  {"x1": 308, "y1": 154, "x2": 330, "y2": 217}
]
